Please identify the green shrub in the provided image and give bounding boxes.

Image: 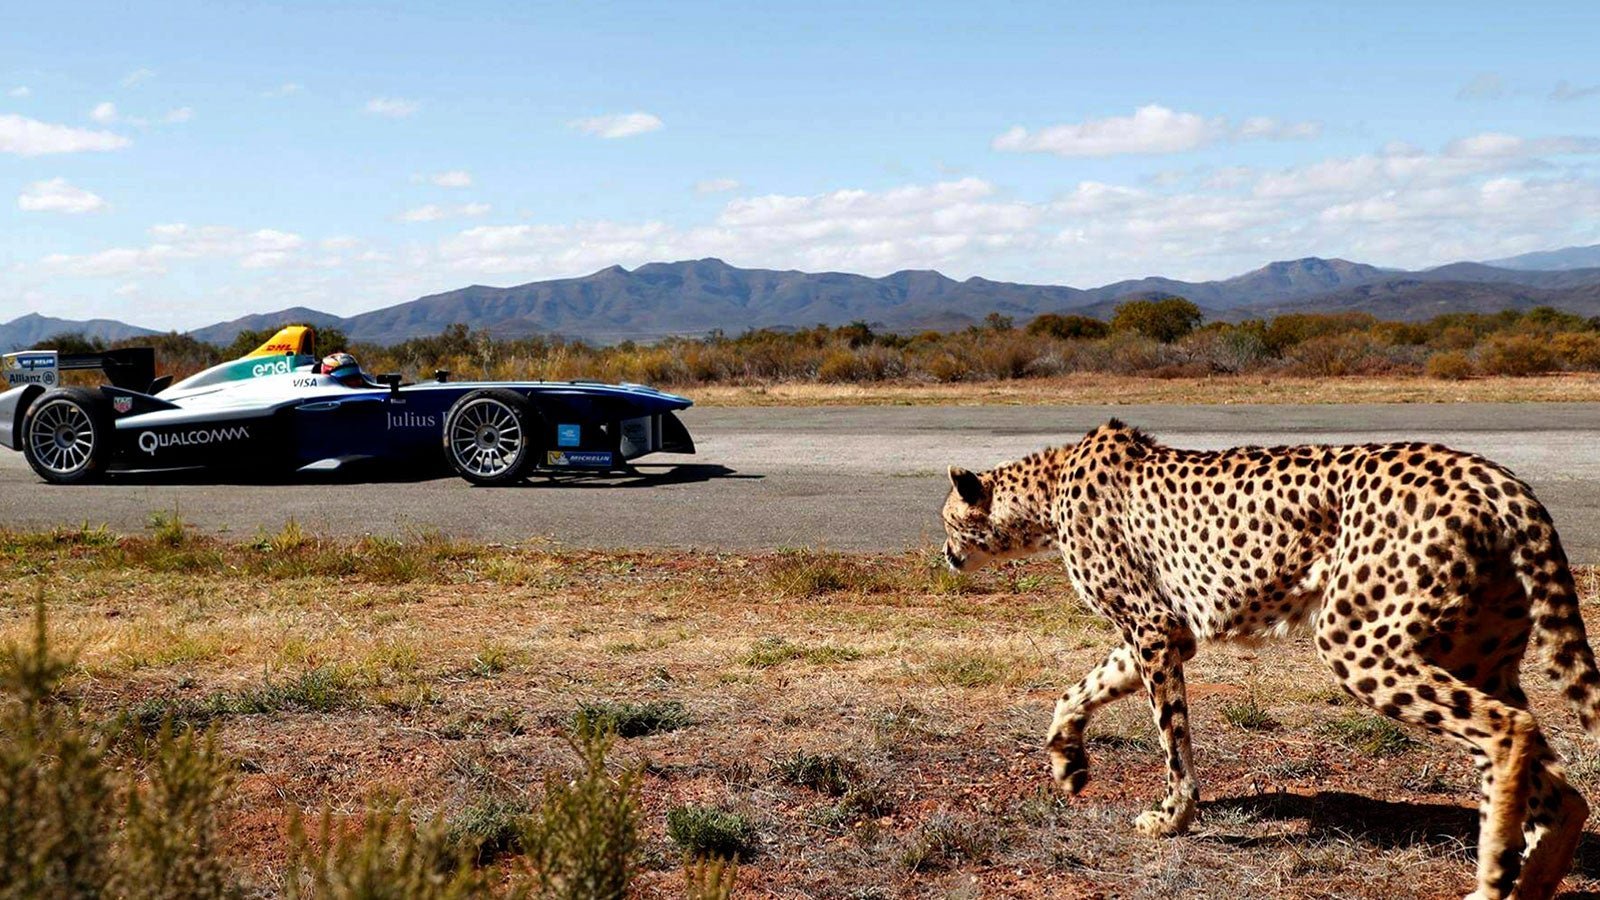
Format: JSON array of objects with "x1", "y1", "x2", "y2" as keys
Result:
[
  {"x1": 521, "y1": 728, "x2": 641, "y2": 899},
  {"x1": 447, "y1": 795, "x2": 531, "y2": 864},
  {"x1": 286, "y1": 804, "x2": 484, "y2": 900},
  {"x1": 770, "y1": 752, "x2": 860, "y2": 796},
  {"x1": 1, "y1": 600, "x2": 239, "y2": 900},
  {"x1": 1109, "y1": 297, "x2": 1204, "y2": 343},
  {"x1": 573, "y1": 700, "x2": 691, "y2": 738},
  {"x1": 666, "y1": 806, "x2": 757, "y2": 861}
]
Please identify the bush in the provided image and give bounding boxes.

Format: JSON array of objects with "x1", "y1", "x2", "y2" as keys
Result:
[
  {"x1": 665, "y1": 806, "x2": 757, "y2": 861},
  {"x1": 1, "y1": 600, "x2": 238, "y2": 900},
  {"x1": 521, "y1": 728, "x2": 641, "y2": 899},
  {"x1": 286, "y1": 804, "x2": 484, "y2": 900},
  {"x1": 1478, "y1": 333, "x2": 1558, "y2": 376},
  {"x1": 1552, "y1": 332, "x2": 1600, "y2": 370},
  {"x1": 1025, "y1": 313, "x2": 1108, "y2": 340},
  {"x1": 573, "y1": 700, "x2": 691, "y2": 738},
  {"x1": 1425, "y1": 350, "x2": 1475, "y2": 380},
  {"x1": 1109, "y1": 297, "x2": 1204, "y2": 342}
]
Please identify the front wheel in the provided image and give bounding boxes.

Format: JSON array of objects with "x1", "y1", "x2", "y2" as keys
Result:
[
  {"x1": 442, "y1": 389, "x2": 541, "y2": 485},
  {"x1": 21, "y1": 387, "x2": 113, "y2": 484}
]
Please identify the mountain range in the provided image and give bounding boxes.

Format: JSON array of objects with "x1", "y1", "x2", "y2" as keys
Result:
[{"x1": 6, "y1": 245, "x2": 1600, "y2": 351}]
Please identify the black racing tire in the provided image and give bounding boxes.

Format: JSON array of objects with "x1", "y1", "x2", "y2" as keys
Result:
[
  {"x1": 20, "y1": 387, "x2": 113, "y2": 485},
  {"x1": 442, "y1": 388, "x2": 542, "y2": 486}
]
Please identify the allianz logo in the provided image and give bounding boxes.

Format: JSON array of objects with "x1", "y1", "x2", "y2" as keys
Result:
[
  {"x1": 138, "y1": 425, "x2": 251, "y2": 455},
  {"x1": 387, "y1": 411, "x2": 438, "y2": 429}
]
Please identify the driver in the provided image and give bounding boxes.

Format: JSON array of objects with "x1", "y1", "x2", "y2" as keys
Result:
[{"x1": 319, "y1": 352, "x2": 367, "y2": 387}]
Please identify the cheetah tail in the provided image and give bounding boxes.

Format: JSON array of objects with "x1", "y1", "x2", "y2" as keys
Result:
[{"x1": 1519, "y1": 527, "x2": 1600, "y2": 737}]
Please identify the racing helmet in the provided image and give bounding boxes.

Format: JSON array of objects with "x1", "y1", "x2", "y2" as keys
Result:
[{"x1": 320, "y1": 352, "x2": 364, "y2": 387}]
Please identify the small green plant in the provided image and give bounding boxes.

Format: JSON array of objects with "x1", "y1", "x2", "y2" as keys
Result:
[
  {"x1": 770, "y1": 752, "x2": 860, "y2": 796},
  {"x1": 285, "y1": 803, "x2": 484, "y2": 900},
  {"x1": 1319, "y1": 714, "x2": 1421, "y2": 758},
  {"x1": 765, "y1": 550, "x2": 879, "y2": 598},
  {"x1": 446, "y1": 794, "x2": 531, "y2": 864},
  {"x1": 522, "y1": 727, "x2": 641, "y2": 899},
  {"x1": 740, "y1": 637, "x2": 863, "y2": 669},
  {"x1": 1220, "y1": 693, "x2": 1280, "y2": 732},
  {"x1": 147, "y1": 507, "x2": 189, "y2": 548},
  {"x1": 665, "y1": 806, "x2": 757, "y2": 861},
  {"x1": 125, "y1": 667, "x2": 357, "y2": 735},
  {"x1": 574, "y1": 700, "x2": 691, "y2": 738},
  {"x1": 897, "y1": 812, "x2": 997, "y2": 872}
]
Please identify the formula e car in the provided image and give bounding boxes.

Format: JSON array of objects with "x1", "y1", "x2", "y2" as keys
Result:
[{"x1": 0, "y1": 326, "x2": 694, "y2": 485}]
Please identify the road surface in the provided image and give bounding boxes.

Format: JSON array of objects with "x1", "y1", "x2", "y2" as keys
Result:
[{"x1": 1, "y1": 403, "x2": 1597, "y2": 562}]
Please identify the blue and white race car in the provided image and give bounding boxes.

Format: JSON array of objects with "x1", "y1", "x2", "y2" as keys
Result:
[{"x1": 0, "y1": 326, "x2": 695, "y2": 485}]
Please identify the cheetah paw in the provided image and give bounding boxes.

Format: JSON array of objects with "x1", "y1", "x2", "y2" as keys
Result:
[{"x1": 1134, "y1": 809, "x2": 1185, "y2": 838}]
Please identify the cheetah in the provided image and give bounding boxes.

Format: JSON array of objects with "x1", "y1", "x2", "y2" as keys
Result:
[{"x1": 940, "y1": 420, "x2": 1598, "y2": 900}]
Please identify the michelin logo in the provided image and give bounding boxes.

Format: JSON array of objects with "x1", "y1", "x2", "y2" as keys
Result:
[
  {"x1": 138, "y1": 425, "x2": 251, "y2": 455},
  {"x1": 546, "y1": 450, "x2": 613, "y2": 467},
  {"x1": 3, "y1": 352, "x2": 59, "y2": 387}
]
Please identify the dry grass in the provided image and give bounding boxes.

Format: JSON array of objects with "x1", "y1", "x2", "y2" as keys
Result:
[
  {"x1": 4, "y1": 528, "x2": 1600, "y2": 898},
  {"x1": 690, "y1": 373, "x2": 1600, "y2": 406}
]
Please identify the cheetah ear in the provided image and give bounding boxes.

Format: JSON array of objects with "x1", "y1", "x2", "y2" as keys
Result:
[{"x1": 948, "y1": 466, "x2": 987, "y2": 506}]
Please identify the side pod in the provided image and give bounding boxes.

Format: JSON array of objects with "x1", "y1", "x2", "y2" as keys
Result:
[{"x1": 0, "y1": 384, "x2": 44, "y2": 450}]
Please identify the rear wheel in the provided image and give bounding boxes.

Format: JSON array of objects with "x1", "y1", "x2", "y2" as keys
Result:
[
  {"x1": 21, "y1": 388, "x2": 113, "y2": 484},
  {"x1": 442, "y1": 389, "x2": 541, "y2": 485}
]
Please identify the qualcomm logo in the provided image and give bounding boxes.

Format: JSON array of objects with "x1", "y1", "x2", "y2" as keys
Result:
[
  {"x1": 251, "y1": 358, "x2": 293, "y2": 378},
  {"x1": 387, "y1": 411, "x2": 438, "y2": 429},
  {"x1": 138, "y1": 425, "x2": 251, "y2": 455}
]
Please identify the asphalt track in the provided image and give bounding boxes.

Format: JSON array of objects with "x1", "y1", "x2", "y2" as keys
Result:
[{"x1": 1, "y1": 403, "x2": 1597, "y2": 563}]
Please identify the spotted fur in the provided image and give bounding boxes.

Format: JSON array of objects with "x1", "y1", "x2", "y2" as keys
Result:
[{"x1": 942, "y1": 419, "x2": 1598, "y2": 900}]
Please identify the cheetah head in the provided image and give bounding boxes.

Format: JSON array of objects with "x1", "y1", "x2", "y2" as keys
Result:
[{"x1": 941, "y1": 465, "x2": 1052, "y2": 572}]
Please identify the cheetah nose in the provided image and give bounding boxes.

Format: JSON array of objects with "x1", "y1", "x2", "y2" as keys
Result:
[{"x1": 944, "y1": 545, "x2": 965, "y2": 572}]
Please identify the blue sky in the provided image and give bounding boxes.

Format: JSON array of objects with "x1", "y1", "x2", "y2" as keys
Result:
[{"x1": 3, "y1": 0, "x2": 1599, "y2": 329}]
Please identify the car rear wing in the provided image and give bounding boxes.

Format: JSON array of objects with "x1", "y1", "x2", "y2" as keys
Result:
[{"x1": 2, "y1": 347, "x2": 159, "y2": 393}]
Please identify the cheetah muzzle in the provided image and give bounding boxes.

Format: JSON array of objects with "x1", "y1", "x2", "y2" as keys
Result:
[{"x1": 942, "y1": 420, "x2": 1598, "y2": 900}]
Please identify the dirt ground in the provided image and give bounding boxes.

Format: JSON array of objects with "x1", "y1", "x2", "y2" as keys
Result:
[
  {"x1": 689, "y1": 373, "x2": 1600, "y2": 407},
  {"x1": 6, "y1": 529, "x2": 1600, "y2": 898}
]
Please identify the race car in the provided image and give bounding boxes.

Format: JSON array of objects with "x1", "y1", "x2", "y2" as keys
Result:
[{"x1": 0, "y1": 326, "x2": 694, "y2": 485}]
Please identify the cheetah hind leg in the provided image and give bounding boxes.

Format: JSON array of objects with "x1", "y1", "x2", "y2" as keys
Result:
[
  {"x1": 1511, "y1": 754, "x2": 1589, "y2": 900},
  {"x1": 1045, "y1": 644, "x2": 1142, "y2": 795}
]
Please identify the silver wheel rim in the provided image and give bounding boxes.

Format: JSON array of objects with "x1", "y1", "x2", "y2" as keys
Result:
[
  {"x1": 28, "y1": 400, "x2": 95, "y2": 476},
  {"x1": 448, "y1": 398, "x2": 524, "y2": 478}
]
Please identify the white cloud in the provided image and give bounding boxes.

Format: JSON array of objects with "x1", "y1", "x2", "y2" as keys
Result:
[
  {"x1": 397, "y1": 203, "x2": 491, "y2": 223},
  {"x1": 0, "y1": 114, "x2": 129, "y2": 156},
  {"x1": 90, "y1": 101, "x2": 118, "y2": 124},
  {"x1": 164, "y1": 107, "x2": 194, "y2": 124},
  {"x1": 993, "y1": 105, "x2": 1319, "y2": 157},
  {"x1": 1457, "y1": 72, "x2": 1506, "y2": 101},
  {"x1": 1551, "y1": 80, "x2": 1600, "y2": 102},
  {"x1": 7, "y1": 86, "x2": 29, "y2": 98},
  {"x1": 430, "y1": 169, "x2": 473, "y2": 188},
  {"x1": 365, "y1": 97, "x2": 418, "y2": 118},
  {"x1": 18, "y1": 178, "x2": 107, "y2": 214},
  {"x1": 695, "y1": 177, "x2": 741, "y2": 194},
  {"x1": 321, "y1": 236, "x2": 361, "y2": 250},
  {"x1": 38, "y1": 224, "x2": 307, "y2": 277},
  {"x1": 569, "y1": 111, "x2": 663, "y2": 139},
  {"x1": 263, "y1": 82, "x2": 303, "y2": 98},
  {"x1": 120, "y1": 67, "x2": 155, "y2": 88}
]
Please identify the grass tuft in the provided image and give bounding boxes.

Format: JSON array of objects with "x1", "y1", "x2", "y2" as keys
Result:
[
  {"x1": 1220, "y1": 693, "x2": 1281, "y2": 732},
  {"x1": 665, "y1": 806, "x2": 757, "y2": 861},
  {"x1": 1319, "y1": 713, "x2": 1422, "y2": 758},
  {"x1": 765, "y1": 550, "x2": 882, "y2": 598},
  {"x1": 573, "y1": 700, "x2": 691, "y2": 738},
  {"x1": 740, "y1": 637, "x2": 864, "y2": 669},
  {"x1": 770, "y1": 751, "x2": 860, "y2": 796}
]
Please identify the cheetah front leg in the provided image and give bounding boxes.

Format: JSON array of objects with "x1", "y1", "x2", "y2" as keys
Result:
[
  {"x1": 1132, "y1": 621, "x2": 1200, "y2": 837},
  {"x1": 1046, "y1": 644, "x2": 1142, "y2": 795}
]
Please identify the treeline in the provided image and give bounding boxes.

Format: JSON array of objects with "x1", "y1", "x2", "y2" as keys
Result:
[{"x1": 32, "y1": 297, "x2": 1600, "y2": 385}]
